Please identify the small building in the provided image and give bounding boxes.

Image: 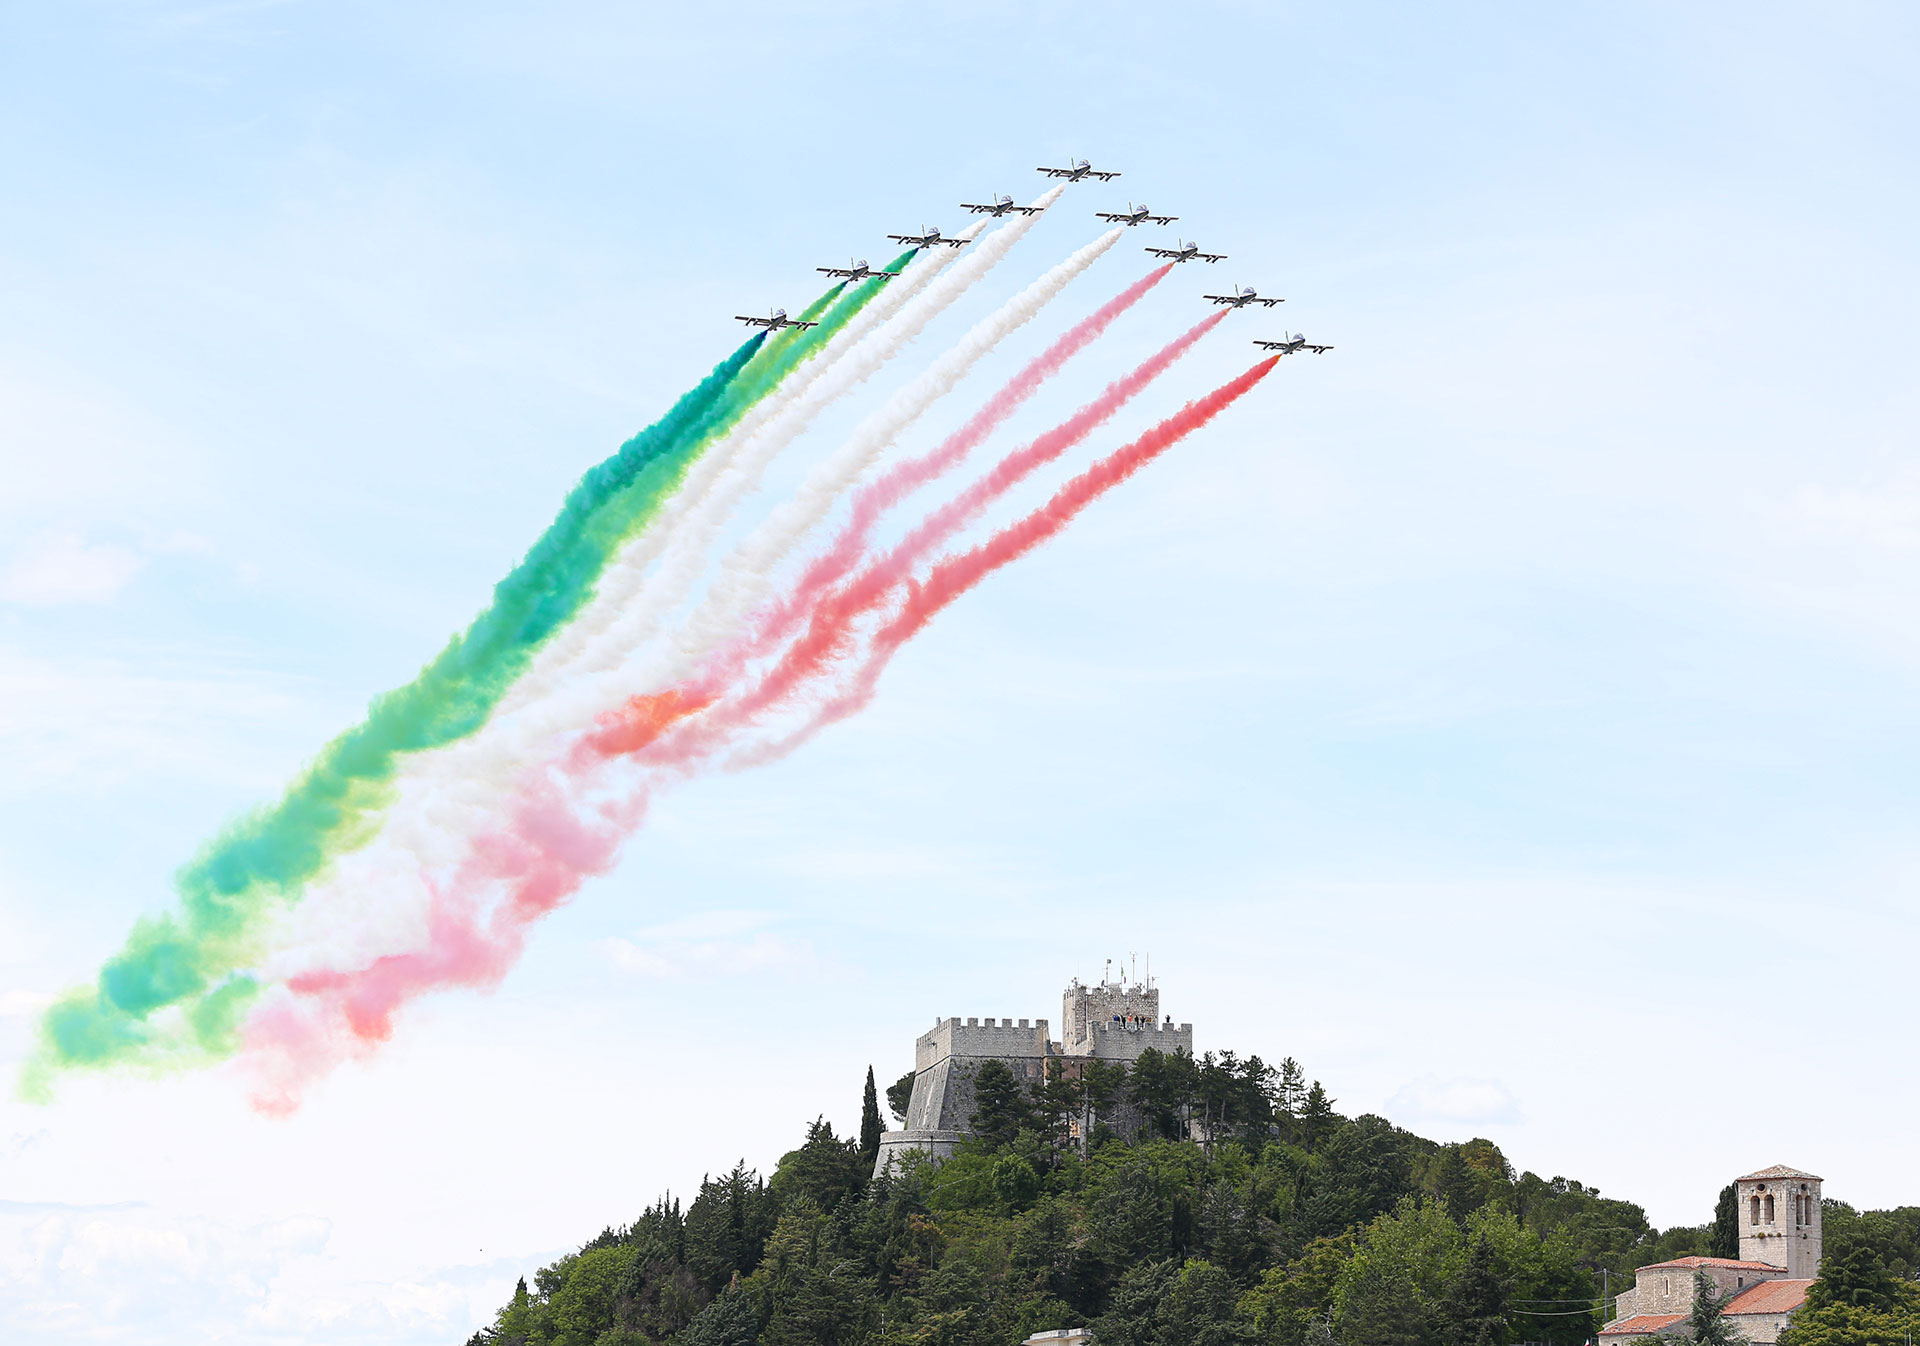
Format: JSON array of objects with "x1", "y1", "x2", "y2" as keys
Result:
[{"x1": 1599, "y1": 1165, "x2": 1822, "y2": 1346}]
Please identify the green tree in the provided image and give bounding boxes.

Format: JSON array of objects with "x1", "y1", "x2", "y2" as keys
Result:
[
  {"x1": 888, "y1": 1070, "x2": 917, "y2": 1126},
  {"x1": 1437, "y1": 1232, "x2": 1510, "y2": 1346},
  {"x1": 1162, "y1": 1258, "x2": 1250, "y2": 1346},
  {"x1": 1806, "y1": 1233, "x2": 1905, "y2": 1312},
  {"x1": 1096, "y1": 1257, "x2": 1183, "y2": 1346},
  {"x1": 1779, "y1": 1299, "x2": 1920, "y2": 1346},
  {"x1": 1080, "y1": 1058, "x2": 1129, "y2": 1150},
  {"x1": 992, "y1": 1154, "x2": 1042, "y2": 1213},
  {"x1": 546, "y1": 1242, "x2": 638, "y2": 1346},
  {"x1": 1683, "y1": 1269, "x2": 1747, "y2": 1346},
  {"x1": 772, "y1": 1117, "x2": 869, "y2": 1214},
  {"x1": 686, "y1": 1162, "x2": 778, "y2": 1292},
  {"x1": 1299, "y1": 1083, "x2": 1337, "y2": 1152},
  {"x1": 494, "y1": 1275, "x2": 540, "y2": 1346},
  {"x1": 1710, "y1": 1184, "x2": 1740, "y2": 1259},
  {"x1": 1236, "y1": 1235, "x2": 1353, "y2": 1346},
  {"x1": 1332, "y1": 1197, "x2": 1464, "y2": 1346},
  {"x1": 681, "y1": 1285, "x2": 762, "y2": 1346},
  {"x1": 969, "y1": 1059, "x2": 1029, "y2": 1149},
  {"x1": 1130, "y1": 1049, "x2": 1200, "y2": 1141},
  {"x1": 861, "y1": 1066, "x2": 884, "y2": 1160}
]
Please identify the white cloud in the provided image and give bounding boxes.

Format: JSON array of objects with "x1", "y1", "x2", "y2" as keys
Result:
[
  {"x1": 0, "y1": 649, "x2": 323, "y2": 795},
  {"x1": 1386, "y1": 1075, "x2": 1523, "y2": 1129},
  {"x1": 0, "y1": 1202, "x2": 512, "y2": 1345},
  {"x1": 604, "y1": 910, "x2": 821, "y2": 980},
  {"x1": 0, "y1": 534, "x2": 145, "y2": 606}
]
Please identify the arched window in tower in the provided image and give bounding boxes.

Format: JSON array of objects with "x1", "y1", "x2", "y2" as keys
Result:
[
  {"x1": 1765, "y1": 1194, "x2": 1775, "y2": 1224},
  {"x1": 1751, "y1": 1195, "x2": 1762, "y2": 1226}
]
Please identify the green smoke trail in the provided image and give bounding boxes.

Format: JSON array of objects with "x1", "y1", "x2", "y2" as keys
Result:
[{"x1": 29, "y1": 256, "x2": 920, "y2": 1086}]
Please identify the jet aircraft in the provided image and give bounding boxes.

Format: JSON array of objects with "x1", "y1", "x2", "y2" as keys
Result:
[
  {"x1": 736, "y1": 307, "x2": 819, "y2": 331},
  {"x1": 1204, "y1": 286, "x2": 1285, "y2": 309},
  {"x1": 1097, "y1": 203, "x2": 1177, "y2": 227},
  {"x1": 1254, "y1": 333, "x2": 1333, "y2": 355},
  {"x1": 817, "y1": 258, "x2": 901, "y2": 283},
  {"x1": 961, "y1": 194, "x2": 1043, "y2": 218},
  {"x1": 1037, "y1": 158, "x2": 1121, "y2": 182},
  {"x1": 1145, "y1": 239, "x2": 1227, "y2": 264},
  {"x1": 887, "y1": 226, "x2": 969, "y2": 249}
]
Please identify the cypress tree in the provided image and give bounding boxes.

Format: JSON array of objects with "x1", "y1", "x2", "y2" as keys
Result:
[
  {"x1": 1711, "y1": 1183, "x2": 1741, "y2": 1259},
  {"x1": 860, "y1": 1065, "x2": 883, "y2": 1159}
]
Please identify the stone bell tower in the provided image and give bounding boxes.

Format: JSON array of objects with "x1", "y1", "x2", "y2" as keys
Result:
[{"x1": 1738, "y1": 1164, "x2": 1823, "y2": 1279}]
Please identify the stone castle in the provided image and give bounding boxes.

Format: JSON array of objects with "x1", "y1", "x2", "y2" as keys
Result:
[
  {"x1": 873, "y1": 965, "x2": 1193, "y2": 1176},
  {"x1": 1600, "y1": 1165, "x2": 1824, "y2": 1345}
]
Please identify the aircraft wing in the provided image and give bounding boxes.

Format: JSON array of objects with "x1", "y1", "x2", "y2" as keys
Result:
[
  {"x1": 1305, "y1": 344, "x2": 1332, "y2": 353},
  {"x1": 816, "y1": 267, "x2": 853, "y2": 277},
  {"x1": 960, "y1": 203, "x2": 997, "y2": 214},
  {"x1": 1036, "y1": 167, "x2": 1070, "y2": 177},
  {"x1": 932, "y1": 237, "x2": 969, "y2": 248},
  {"x1": 1144, "y1": 247, "x2": 1180, "y2": 258},
  {"x1": 1090, "y1": 170, "x2": 1121, "y2": 180},
  {"x1": 886, "y1": 235, "x2": 921, "y2": 245},
  {"x1": 1203, "y1": 295, "x2": 1235, "y2": 304},
  {"x1": 1256, "y1": 297, "x2": 1286, "y2": 306},
  {"x1": 1010, "y1": 204, "x2": 1043, "y2": 214},
  {"x1": 1146, "y1": 214, "x2": 1178, "y2": 225},
  {"x1": 736, "y1": 316, "x2": 774, "y2": 327},
  {"x1": 1196, "y1": 252, "x2": 1226, "y2": 263},
  {"x1": 793, "y1": 320, "x2": 820, "y2": 329},
  {"x1": 1095, "y1": 213, "x2": 1132, "y2": 223}
]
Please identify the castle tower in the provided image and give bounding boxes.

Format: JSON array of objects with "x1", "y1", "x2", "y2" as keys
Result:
[
  {"x1": 1737, "y1": 1165, "x2": 1823, "y2": 1279},
  {"x1": 1061, "y1": 963, "x2": 1192, "y2": 1062}
]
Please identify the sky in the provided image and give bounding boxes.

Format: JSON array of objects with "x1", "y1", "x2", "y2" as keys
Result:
[{"x1": 3, "y1": 1, "x2": 1920, "y2": 1341}]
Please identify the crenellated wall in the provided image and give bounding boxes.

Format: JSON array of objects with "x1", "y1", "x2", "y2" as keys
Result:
[{"x1": 875, "y1": 977, "x2": 1199, "y2": 1178}]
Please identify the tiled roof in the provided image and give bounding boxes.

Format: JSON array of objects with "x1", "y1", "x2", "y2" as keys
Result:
[
  {"x1": 1638, "y1": 1255, "x2": 1789, "y2": 1273},
  {"x1": 1725, "y1": 1280, "x2": 1814, "y2": 1316},
  {"x1": 1738, "y1": 1164, "x2": 1823, "y2": 1182},
  {"x1": 1601, "y1": 1314, "x2": 1685, "y2": 1337}
]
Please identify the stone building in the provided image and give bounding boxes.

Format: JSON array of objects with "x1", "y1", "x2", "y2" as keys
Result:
[
  {"x1": 872, "y1": 967, "x2": 1194, "y2": 1177},
  {"x1": 1599, "y1": 1166, "x2": 1822, "y2": 1346}
]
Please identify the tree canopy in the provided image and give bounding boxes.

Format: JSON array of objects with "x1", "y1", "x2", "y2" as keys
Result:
[{"x1": 471, "y1": 1055, "x2": 1910, "y2": 1346}]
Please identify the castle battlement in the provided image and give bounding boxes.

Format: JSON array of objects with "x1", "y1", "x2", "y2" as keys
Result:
[
  {"x1": 915, "y1": 1016, "x2": 1052, "y2": 1072},
  {"x1": 876, "y1": 967, "x2": 1199, "y2": 1177}
]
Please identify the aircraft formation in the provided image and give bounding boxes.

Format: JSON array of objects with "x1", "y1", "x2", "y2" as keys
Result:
[{"x1": 741, "y1": 157, "x2": 1333, "y2": 357}]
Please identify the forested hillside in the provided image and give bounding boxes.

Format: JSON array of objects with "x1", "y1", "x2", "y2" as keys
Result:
[{"x1": 468, "y1": 1048, "x2": 1918, "y2": 1346}]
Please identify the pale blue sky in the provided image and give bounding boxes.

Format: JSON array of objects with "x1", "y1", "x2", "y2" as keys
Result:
[{"x1": 4, "y1": 3, "x2": 1920, "y2": 1342}]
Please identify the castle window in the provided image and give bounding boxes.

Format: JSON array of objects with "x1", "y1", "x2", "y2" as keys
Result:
[
  {"x1": 1751, "y1": 1196, "x2": 1762, "y2": 1225},
  {"x1": 1764, "y1": 1195, "x2": 1775, "y2": 1224}
]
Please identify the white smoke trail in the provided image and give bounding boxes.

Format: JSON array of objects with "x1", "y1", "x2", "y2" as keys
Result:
[
  {"x1": 405, "y1": 189, "x2": 1068, "y2": 802},
  {"x1": 647, "y1": 221, "x2": 1121, "y2": 685},
  {"x1": 502, "y1": 225, "x2": 983, "y2": 707},
  {"x1": 251, "y1": 199, "x2": 1066, "y2": 980}
]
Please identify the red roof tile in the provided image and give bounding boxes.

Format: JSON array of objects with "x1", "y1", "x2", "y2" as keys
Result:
[
  {"x1": 1738, "y1": 1165, "x2": 1823, "y2": 1182},
  {"x1": 1601, "y1": 1314, "x2": 1685, "y2": 1337},
  {"x1": 1725, "y1": 1280, "x2": 1814, "y2": 1316},
  {"x1": 1638, "y1": 1255, "x2": 1787, "y2": 1273}
]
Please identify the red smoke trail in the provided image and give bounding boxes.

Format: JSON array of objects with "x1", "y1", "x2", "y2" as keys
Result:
[
  {"x1": 240, "y1": 356, "x2": 1273, "y2": 1113},
  {"x1": 242, "y1": 777, "x2": 645, "y2": 1115},
  {"x1": 637, "y1": 311, "x2": 1232, "y2": 771},
  {"x1": 751, "y1": 265, "x2": 1173, "y2": 650},
  {"x1": 734, "y1": 354, "x2": 1281, "y2": 767},
  {"x1": 576, "y1": 266, "x2": 1172, "y2": 764}
]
